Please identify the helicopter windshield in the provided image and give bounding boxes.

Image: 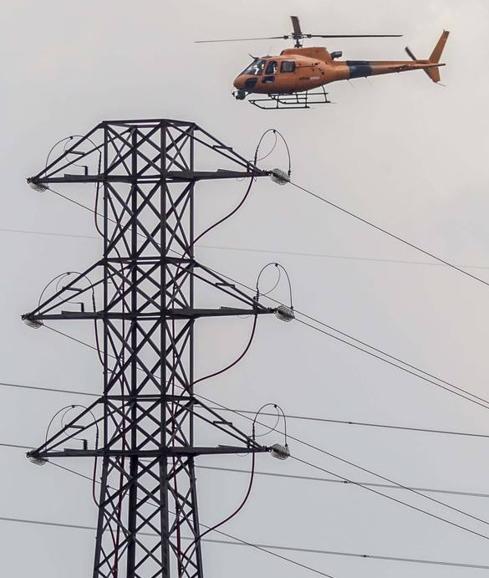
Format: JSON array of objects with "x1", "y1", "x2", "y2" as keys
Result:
[{"x1": 241, "y1": 59, "x2": 266, "y2": 76}]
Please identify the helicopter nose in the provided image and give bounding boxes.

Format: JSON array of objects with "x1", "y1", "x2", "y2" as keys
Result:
[
  {"x1": 234, "y1": 75, "x2": 260, "y2": 92},
  {"x1": 233, "y1": 75, "x2": 245, "y2": 90}
]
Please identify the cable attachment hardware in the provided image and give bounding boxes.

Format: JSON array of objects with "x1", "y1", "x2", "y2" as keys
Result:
[
  {"x1": 270, "y1": 443, "x2": 291, "y2": 460},
  {"x1": 27, "y1": 178, "x2": 48, "y2": 192},
  {"x1": 254, "y1": 129, "x2": 291, "y2": 183},
  {"x1": 270, "y1": 168, "x2": 290, "y2": 185},
  {"x1": 255, "y1": 262, "x2": 295, "y2": 322},
  {"x1": 26, "y1": 452, "x2": 48, "y2": 466},
  {"x1": 274, "y1": 304, "x2": 295, "y2": 322},
  {"x1": 22, "y1": 315, "x2": 43, "y2": 329},
  {"x1": 252, "y1": 403, "x2": 290, "y2": 460}
]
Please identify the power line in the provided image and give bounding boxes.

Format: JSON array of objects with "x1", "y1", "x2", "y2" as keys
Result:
[
  {"x1": 37, "y1": 183, "x2": 489, "y2": 412},
  {"x1": 9, "y1": 401, "x2": 489, "y2": 570},
  {"x1": 5, "y1": 224, "x2": 489, "y2": 271},
  {"x1": 3, "y1": 441, "x2": 488, "y2": 499},
  {"x1": 0, "y1": 227, "x2": 97, "y2": 240},
  {"x1": 291, "y1": 454, "x2": 489, "y2": 542},
  {"x1": 191, "y1": 525, "x2": 337, "y2": 578},
  {"x1": 44, "y1": 324, "x2": 102, "y2": 355},
  {"x1": 2, "y1": 441, "x2": 489, "y2": 500},
  {"x1": 294, "y1": 316, "x2": 489, "y2": 411},
  {"x1": 3, "y1": 380, "x2": 489, "y2": 439},
  {"x1": 20, "y1": 320, "x2": 489, "y2": 537},
  {"x1": 203, "y1": 263, "x2": 489, "y2": 413},
  {"x1": 0, "y1": 381, "x2": 97, "y2": 397},
  {"x1": 215, "y1": 408, "x2": 489, "y2": 440},
  {"x1": 5, "y1": 365, "x2": 489, "y2": 538},
  {"x1": 1, "y1": 513, "x2": 489, "y2": 571},
  {"x1": 0, "y1": 442, "x2": 31, "y2": 450},
  {"x1": 198, "y1": 537, "x2": 489, "y2": 571},
  {"x1": 18, "y1": 460, "x2": 337, "y2": 578},
  {"x1": 199, "y1": 393, "x2": 489, "y2": 542},
  {"x1": 208, "y1": 266, "x2": 489, "y2": 410},
  {"x1": 290, "y1": 180, "x2": 489, "y2": 289},
  {"x1": 202, "y1": 249, "x2": 489, "y2": 412},
  {"x1": 291, "y1": 315, "x2": 489, "y2": 408},
  {"x1": 205, "y1": 264, "x2": 489, "y2": 411},
  {"x1": 0, "y1": 515, "x2": 95, "y2": 533},
  {"x1": 12, "y1": 352, "x2": 489, "y2": 557},
  {"x1": 28, "y1": 187, "x2": 489, "y2": 540},
  {"x1": 197, "y1": 465, "x2": 489, "y2": 500},
  {"x1": 198, "y1": 243, "x2": 489, "y2": 270}
]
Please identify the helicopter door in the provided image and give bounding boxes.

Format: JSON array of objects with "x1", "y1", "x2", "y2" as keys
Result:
[{"x1": 262, "y1": 60, "x2": 278, "y2": 83}]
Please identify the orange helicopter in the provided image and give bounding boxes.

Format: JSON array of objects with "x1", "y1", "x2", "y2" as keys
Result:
[{"x1": 197, "y1": 16, "x2": 449, "y2": 109}]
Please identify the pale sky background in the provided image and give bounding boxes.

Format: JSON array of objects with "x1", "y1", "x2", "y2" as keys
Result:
[{"x1": 2, "y1": 1, "x2": 489, "y2": 577}]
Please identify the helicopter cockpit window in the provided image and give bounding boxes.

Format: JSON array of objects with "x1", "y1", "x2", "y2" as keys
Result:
[
  {"x1": 280, "y1": 61, "x2": 296, "y2": 73},
  {"x1": 242, "y1": 59, "x2": 266, "y2": 76},
  {"x1": 265, "y1": 60, "x2": 278, "y2": 75}
]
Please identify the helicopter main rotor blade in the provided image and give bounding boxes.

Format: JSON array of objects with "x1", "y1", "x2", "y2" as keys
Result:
[
  {"x1": 290, "y1": 15, "x2": 303, "y2": 37},
  {"x1": 195, "y1": 36, "x2": 286, "y2": 43},
  {"x1": 195, "y1": 31, "x2": 403, "y2": 44},
  {"x1": 307, "y1": 34, "x2": 403, "y2": 38}
]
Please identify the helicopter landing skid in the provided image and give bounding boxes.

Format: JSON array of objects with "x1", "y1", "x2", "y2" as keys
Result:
[{"x1": 248, "y1": 87, "x2": 332, "y2": 109}]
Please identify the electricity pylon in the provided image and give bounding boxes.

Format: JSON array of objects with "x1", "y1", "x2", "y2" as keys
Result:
[{"x1": 23, "y1": 119, "x2": 286, "y2": 578}]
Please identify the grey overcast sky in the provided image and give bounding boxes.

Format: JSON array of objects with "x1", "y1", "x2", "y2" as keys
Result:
[{"x1": 2, "y1": 0, "x2": 489, "y2": 577}]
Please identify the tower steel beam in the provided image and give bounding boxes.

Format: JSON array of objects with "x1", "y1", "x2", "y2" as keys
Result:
[{"x1": 23, "y1": 120, "x2": 280, "y2": 578}]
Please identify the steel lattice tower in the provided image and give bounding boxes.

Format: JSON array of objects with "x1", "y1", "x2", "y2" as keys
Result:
[{"x1": 23, "y1": 119, "x2": 281, "y2": 578}]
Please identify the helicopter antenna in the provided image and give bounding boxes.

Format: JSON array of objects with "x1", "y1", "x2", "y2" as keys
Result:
[{"x1": 195, "y1": 15, "x2": 402, "y2": 46}]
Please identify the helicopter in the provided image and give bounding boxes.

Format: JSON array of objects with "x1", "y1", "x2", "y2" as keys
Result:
[{"x1": 196, "y1": 16, "x2": 449, "y2": 109}]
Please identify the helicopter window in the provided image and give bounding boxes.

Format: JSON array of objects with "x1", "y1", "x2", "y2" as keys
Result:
[
  {"x1": 280, "y1": 61, "x2": 296, "y2": 73},
  {"x1": 265, "y1": 60, "x2": 278, "y2": 75},
  {"x1": 242, "y1": 59, "x2": 266, "y2": 76}
]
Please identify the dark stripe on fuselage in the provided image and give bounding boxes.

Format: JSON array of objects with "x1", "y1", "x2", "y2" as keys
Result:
[{"x1": 346, "y1": 60, "x2": 373, "y2": 79}]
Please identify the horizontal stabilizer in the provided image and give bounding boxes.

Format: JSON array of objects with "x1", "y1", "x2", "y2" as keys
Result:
[{"x1": 392, "y1": 62, "x2": 445, "y2": 75}]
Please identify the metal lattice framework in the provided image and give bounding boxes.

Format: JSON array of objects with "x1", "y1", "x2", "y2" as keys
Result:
[{"x1": 24, "y1": 119, "x2": 278, "y2": 578}]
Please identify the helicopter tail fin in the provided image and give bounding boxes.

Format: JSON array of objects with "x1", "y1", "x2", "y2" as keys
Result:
[
  {"x1": 405, "y1": 30, "x2": 449, "y2": 83},
  {"x1": 430, "y1": 30, "x2": 450, "y2": 65}
]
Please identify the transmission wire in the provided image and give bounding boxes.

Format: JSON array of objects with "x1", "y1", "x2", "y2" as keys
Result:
[
  {"x1": 18, "y1": 323, "x2": 489, "y2": 536},
  {"x1": 31, "y1": 178, "x2": 489, "y2": 543},
  {"x1": 38, "y1": 181, "x2": 489, "y2": 412},
  {"x1": 289, "y1": 180, "x2": 489, "y2": 289},
  {"x1": 6, "y1": 223, "x2": 489, "y2": 270},
  {"x1": 1, "y1": 512, "x2": 488, "y2": 572},
  {"x1": 2, "y1": 441, "x2": 489, "y2": 500},
  {"x1": 196, "y1": 392, "x2": 489, "y2": 541},
  {"x1": 3, "y1": 379, "x2": 489, "y2": 440},
  {"x1": 201, "y1": 263, "x2": 489, "y2": 411}
]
